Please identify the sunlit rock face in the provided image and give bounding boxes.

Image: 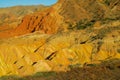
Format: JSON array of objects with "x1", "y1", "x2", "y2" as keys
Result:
[
  {"x1": 0, "y1": 0, "x2": 119, "y2": 38},
  {"x1": 0, "y1": 22, "x2": 120, "y2": 76},
  {"x1": 0, "y1": 5, "x2": 47, "y2": 33},
  {"x1": 0, "y1": 0, "x2": 64, "y2": 38},
  {"x1": 0, "y1": 0, "x2": 120, "y2": 77}
]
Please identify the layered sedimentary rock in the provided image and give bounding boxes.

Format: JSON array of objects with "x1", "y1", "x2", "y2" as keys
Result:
[
  {"x1": 0, "y1": 1, "x2": 64, "y2": 38},
  {"x1": 0, "y1": 0, "x2": 119, "y2": 38},
  {"x1": 0, "y1": 20, "x2": 120, "y2": 76},
  {"x1": 0, "y1": 0, "x2": 120, "y2": 77},
  {"x1": 0, "y1": 5, "x2": 47, "y2": 32}
]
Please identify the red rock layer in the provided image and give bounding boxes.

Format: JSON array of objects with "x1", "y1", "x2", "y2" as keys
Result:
[{"x1": 0, "y1": 0, "x2": 119, "y2": 38}]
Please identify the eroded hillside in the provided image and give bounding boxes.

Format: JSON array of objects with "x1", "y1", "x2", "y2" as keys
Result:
[
  {"x1": 0, "y1": 0, "x2": 119, "y2": 38},
  {"x1": 0, "y1": 0, "x2": 120, "y2": 78},
  {"x1": 0, "y1": 5, "x2": 47, "y2": 33},
  {"x1": 0, "y1": 19, "x2": 120, "y2": 76}
]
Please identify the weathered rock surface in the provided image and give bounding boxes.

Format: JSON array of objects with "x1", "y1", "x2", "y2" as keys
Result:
[
  {"x1": 0, "y1": 19, "x2": 120, "y2": 76},
  {"x1": 0, "y1": 0, "x2": 120, "y2": 77},
  {"x1": 0, "y1": 0, "x2": 119, "y2": 38},
  {"x1": 0, "y1": 5, "x2": 47, "y2": 33}
]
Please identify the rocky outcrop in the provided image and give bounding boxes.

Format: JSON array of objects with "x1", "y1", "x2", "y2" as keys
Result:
[
  {"x1": 0, "y1": 1, "x2": 64, "y2": 38},
  {"x1": 0, "y1": 0, "x2": 119, "y2": 38},
  {"x1": 0, "y1": 0, "x2": 120, "y2": 77},
  {"x1": 0, "y1": 20, "x2": 120, "y2": 76},
  {"x1": 0, "y1": 5, "x2": 47, "y2": 30},
  {"x1": 13, "y1": 5, "x2": 64, "y2": 35}
]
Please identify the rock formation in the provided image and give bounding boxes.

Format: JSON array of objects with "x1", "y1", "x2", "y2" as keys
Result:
[
  {"x1": 0, "y1": 0, "x2": 120, "y2": 77},
  {"x1": 0, "y1": 0, "x2": 119, "y2": 38},
  {"x1": 0, "y1": 5, "x2": 47, "y2": 36}
]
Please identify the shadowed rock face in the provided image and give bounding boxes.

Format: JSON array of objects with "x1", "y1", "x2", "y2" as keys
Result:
[{"x1": 0, "y1": 0, "x2": 120, "y2": 77}]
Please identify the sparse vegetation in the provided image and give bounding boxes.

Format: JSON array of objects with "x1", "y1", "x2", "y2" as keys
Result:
[
  {"x1": 104, "y1": 0, "x2": 111, "y2": 6},
  {"x1": 68, "y1": 63, "x2": 81, "y2": 69},
  {"x1": 1, "y1": 59, "x2": 120, "y2": 80},
  {"x1": 67, "y1": 23, "x2": 74, "y2": 30},
  {"x1": 101, "y1": 18, "x2": 119, "y2": 24},
  {"x1": 0, "y1": 0, "x2": 120, "y2": 80},
  {"x1": 74, "y1": 19, "x2": 95, "y2": 30},
  {"x1": 117, "y1": 49, "x2": 120, "y2": 53},
  {"x1": 87, "y1": 64, "x2": 96, "y2": 67}
]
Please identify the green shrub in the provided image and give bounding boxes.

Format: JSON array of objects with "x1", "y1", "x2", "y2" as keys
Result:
[
  {"x1": 68, "y1": 23, "x2": 74, "y2": 30},
  {"x1": 68, "y1": 63, "x2": 81, "y2": 69},
  {"x1": 117, "y1": 49, "x2": 120, "y2": 53},
  {"x1": 104, "y1": 0, "x2": 111, "y2": 6},
  {"x1": 74, "y1": 20, "x2": 95, "y2": 30}
]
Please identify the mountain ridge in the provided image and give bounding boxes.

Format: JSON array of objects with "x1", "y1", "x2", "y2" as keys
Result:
[
  {"x1": 0, "y1": 0, "x2": 120, "y2": 77},
  {"x1": 0, "y1": 0, "x2": 120, "y2": 38}
]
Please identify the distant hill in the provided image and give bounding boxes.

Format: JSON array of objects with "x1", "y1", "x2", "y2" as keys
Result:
[{"x1": 0, "y1": 5, "x2": 47, "y2": 32}]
